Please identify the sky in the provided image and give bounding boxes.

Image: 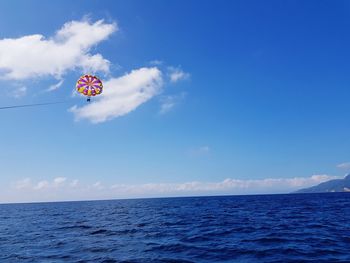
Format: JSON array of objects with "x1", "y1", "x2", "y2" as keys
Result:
[{"x1": 1, "y1": 0, "x2": 350, "y2": 203}]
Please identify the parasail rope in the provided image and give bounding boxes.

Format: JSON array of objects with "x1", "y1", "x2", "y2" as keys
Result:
[{"x1": 0, "y1": 101, "x2": 69, "y2": 110}]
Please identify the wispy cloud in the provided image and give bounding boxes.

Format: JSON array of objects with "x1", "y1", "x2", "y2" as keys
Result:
[
  {"x1": 159, "y1": 92, "x2": 186, "y2": 114},
  {"x1": 14, "y1": 178, "x2": 32, "y2": 190},
  {"x1": 70, "y1": 67, "x2": 163, "y2": 123},
  {"x1": 70, "y1": 179, "x2": 79, "y2": 188},
  {"x1": 0, "y1": 19, "x2": 116, "y2": 80},
  {"x1": 188, "y1": 146, "x2": 211, "y2": 157},
  {"x1": 5, "y1": 174, "x2": 338, "y2": 203},
  {"x1": 168, "y1": 66, "x2": 190, "y2": 83},
  {"x1": 11, "y1": 86, "x2": 27, "y2": 98},
  {"x1": 149, "y1": 60, "x2": 163, "y2": 66},
  {"x1": 47, "y1": 79, "x2": 64, "y2": 92},
  {"x1": 91, "y1": 181, "x2": 104, "y2": 190},
  {"x1": 337, "y1": 162, "x2": 350, "y2": 170}
]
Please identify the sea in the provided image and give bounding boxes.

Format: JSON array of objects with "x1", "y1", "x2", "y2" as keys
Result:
[{"x1": 1, "y1": 193, "x2": 350, "y2": 262}]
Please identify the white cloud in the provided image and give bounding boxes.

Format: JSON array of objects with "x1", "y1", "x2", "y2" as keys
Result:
[
  {"x1": 34, "y1": 180, "x2": 50, "y2": 190},
  {"x1": 53, "y1": 177, "x2": 67, "y2": 186},
  {"x1": 159, "y1": 92, "x2": 186, "y2": 114},
  {"x1": 91, "y1": 181, "x2": 104, "y2": 190},
  {"x1": 168, "y1": 66, "x2": 190, "y2": 83},
  {"x1": 70, "y1": 67, "x2": 163, "y2": 123},
  {"x1": 15, "y1": 177, "x2": 68, "y2": 191},
  {"x1": 47, "y1": 79, "x2": 64, "y2": 92},
  {"x1": 109, "y1": 174, "x2": 339, "y2": 195},
  {"x1": 0, "y1": 19, "x2": 117, "y2": 80},
  {"x1": 337, "y1": 162, "x2": 350, "y2": 170},
  {"x1": 6, "y1": 174, "x2": 339, "y2": 203}
]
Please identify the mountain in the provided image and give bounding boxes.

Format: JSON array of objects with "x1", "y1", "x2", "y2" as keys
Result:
[{"x1": 295, "y1": 174, "x2": 350, "y2": 193}]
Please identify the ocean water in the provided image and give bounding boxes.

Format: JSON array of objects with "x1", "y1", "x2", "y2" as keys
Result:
[{"x1": 1, "y1": 193, "x2": 350, "y2": 263}]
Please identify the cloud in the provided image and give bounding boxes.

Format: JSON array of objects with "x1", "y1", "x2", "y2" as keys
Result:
[
  {"x1": 34, "y1": 180, "x2": 50, "y2": 190},
  {"x1": 70, "y1": 179, "x2": 79, "y2": 187},
  {"x1": 14, "y1": 178, "x2": 31, "y2": 190},
  {"x1": 11, "y1": 86, "x2": 27, "y2": 98},
  {"x1": 53, "y1": 177, "x2": 67, "y2": 186},
  {"x1": 337, "y1": 162, "x2": 350, "y2": 170},
  {"x1": 109, "y1": 174, "x2": 339, "y2": 196},
  {"x1": 159, "y1": 92, "x2": 186, "y2": 114},
  {"x1": 149, "y1": 60, "x2": 163, "y2": 65},
  {"x1": 6, "y1": 174, "x2": 339, "y2": 203},
  {"x1": 188, "y1": 146, "x2": 211, "y2": 157},
  {"x1": 168, "y1": 66, "x2": 190, "y2": 83},
  {"x1": 47, "y1": 79, "x2": 64, "y2": 92},
  {"x1": 91, "y1": 181, "x2": 104, "y2": 190},
  {"x1": 70, "y1": 67, "x2": 163, "y2": 123},
  {"x1": 0, "y1": 19, "x2": 117, "y2": 80}
]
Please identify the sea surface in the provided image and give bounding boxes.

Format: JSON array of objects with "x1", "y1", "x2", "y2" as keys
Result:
[{"x1": 1, "y1": 193, "x2": 350, "y2": 262}]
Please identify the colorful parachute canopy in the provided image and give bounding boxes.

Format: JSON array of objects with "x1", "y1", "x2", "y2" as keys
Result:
[{"x1": 76, "y1": 75, "x2": 103, "y2": 97}]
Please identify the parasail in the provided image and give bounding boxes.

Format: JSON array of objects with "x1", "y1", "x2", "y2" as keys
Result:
[{"x1": 76, "y1": 74, "x2": 103, "y2": 102}]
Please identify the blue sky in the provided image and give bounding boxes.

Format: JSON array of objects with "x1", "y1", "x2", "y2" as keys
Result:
[{"x1": 1, "y1": 0, "x2": 350, "y2": 202}]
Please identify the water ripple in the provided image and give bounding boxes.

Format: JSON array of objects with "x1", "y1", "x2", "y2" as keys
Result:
[{"x1": 1, "y1": 193, "x2": 350, "y2": 262}]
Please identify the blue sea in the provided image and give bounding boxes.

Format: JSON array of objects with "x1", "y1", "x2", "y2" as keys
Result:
[{"x1": 1, "y1": 193, "x2": 350, "y2": 262}]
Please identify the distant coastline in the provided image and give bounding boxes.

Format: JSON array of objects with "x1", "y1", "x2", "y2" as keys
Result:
[{"x1": 295, "y1": 174, "x2": 350, "y2": 193}]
